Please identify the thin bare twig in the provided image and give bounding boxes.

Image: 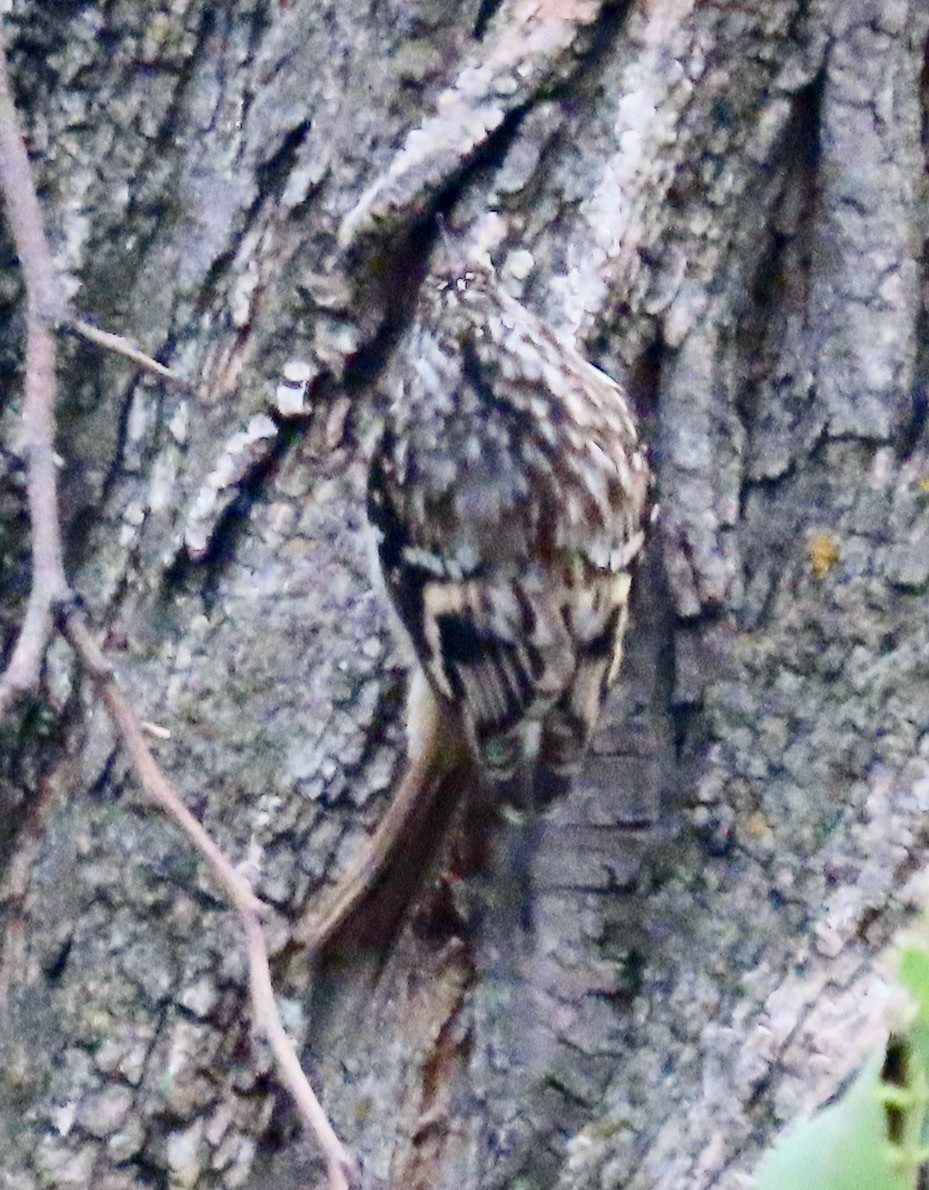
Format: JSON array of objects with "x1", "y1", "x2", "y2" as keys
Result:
[
  {"x1": 64, "y1": 614, "x2": 359, "y2": 1189},
  {"x1": 68, "y1": 316, "x2": 194, "y2": 390},
  {"x1": 0, "y1": 29, "x2": 356, "y2": 1189},
  {"x1": 244, "y1": 912, "x2": 360, "y2": 1190},
  {"x1": 0, "y1": 35, "x2": 69, "y2": 718},
  {"x1": 63, "y1": 614, "x2": 268, "y2": 921},
  {"x1": 0, "y1": 38, "x2": 187, "y2": 718}
]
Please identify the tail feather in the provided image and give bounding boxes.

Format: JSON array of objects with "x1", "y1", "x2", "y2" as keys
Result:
[{"x1": 296, "y1": 673, "x2": 473, "y2": 956}]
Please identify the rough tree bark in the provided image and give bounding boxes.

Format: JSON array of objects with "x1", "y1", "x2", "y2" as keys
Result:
[{"x1": 1, "y1": 0, "x2": 927, "y2": 1187}]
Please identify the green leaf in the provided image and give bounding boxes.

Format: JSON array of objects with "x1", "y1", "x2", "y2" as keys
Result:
[
  {"x1": 753, "y1": 1052, "x2": 911, "y2": 1190},
  {"x1": 898, "y1": 943, "x2": 929, "y2": 1023},
  {"x1": 753, "y1": 934, "x2": 929, "y2": 1190}
]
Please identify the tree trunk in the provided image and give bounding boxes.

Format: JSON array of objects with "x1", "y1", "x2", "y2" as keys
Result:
[{"x1": 1, "y1": 1, "x2": 927, "y2": 1187}]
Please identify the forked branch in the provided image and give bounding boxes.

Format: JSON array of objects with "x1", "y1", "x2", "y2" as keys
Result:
[{"x1": 0, "y1": 29, "x2": 356, "y2": 1190}]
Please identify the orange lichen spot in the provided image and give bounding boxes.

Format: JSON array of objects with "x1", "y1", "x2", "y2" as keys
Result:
[
  {"x1": 916, "y1": 476, "x2": 929, "y2": 493},
  {"x1": 808, "y1": 531, "x2": 839, "y2": 578},
  {"x1": 746, "y1": 812, "x2": 771, "y2": 839}
]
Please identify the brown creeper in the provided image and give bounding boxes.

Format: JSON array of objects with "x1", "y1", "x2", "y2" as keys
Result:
[
  {"x1": 297, "y1": 256, "x2": 649, "y2": 955},
  {"x1": 368, "y1": 258, "x2": 650, "y2": 801}
]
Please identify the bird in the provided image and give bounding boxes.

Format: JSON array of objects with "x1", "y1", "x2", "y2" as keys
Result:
[
  {"x1": 297, "y1": 251, "x2": 650, "y2": 955},
  {"x1": 368, "y1": 256, "x2": 650, "y2": 802}
]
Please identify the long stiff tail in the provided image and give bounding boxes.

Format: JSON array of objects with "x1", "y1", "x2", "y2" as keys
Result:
[{"x1": 295, "y1": 673, "x2": 473, "y2": 956}]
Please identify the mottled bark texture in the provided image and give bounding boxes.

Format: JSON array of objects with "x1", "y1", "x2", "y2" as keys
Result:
[{"x1": 0, "y1": 0, "x2": 927, "y2": 1187}]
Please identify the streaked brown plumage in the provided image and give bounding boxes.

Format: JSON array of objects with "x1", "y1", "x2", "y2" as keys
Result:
[
  {"x1": 297, "y1": 255, "x2": 650, "y2": 956},
  {"x1": 369, "y1": 259, "x2": 650, "y2": 801}
]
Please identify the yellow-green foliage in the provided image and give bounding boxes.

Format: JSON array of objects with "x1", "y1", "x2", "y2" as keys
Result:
[{"x1": 753, "y1": 934, "x2": 929, "y2": 1190}]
